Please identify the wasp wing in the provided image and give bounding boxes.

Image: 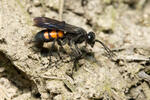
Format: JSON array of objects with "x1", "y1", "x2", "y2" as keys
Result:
[{"x1": 34, "y1": 17, "x2": 83, "y2": 34}]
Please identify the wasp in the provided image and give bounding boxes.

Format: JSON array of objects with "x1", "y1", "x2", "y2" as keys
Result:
[{"x1": 33, "y1": 17, "x2": 114, "y2": 59}]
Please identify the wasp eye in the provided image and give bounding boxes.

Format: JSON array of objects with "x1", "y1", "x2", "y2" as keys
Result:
[
  {"x1": 87, "y1": 32, "x2": 95, "y2": 41},
  {"x1": 87, "y1": 32, "x2": 95, "y2": 47},
  {"x1": 88, "y1": 35, "x2": 91, "y2": 39}
]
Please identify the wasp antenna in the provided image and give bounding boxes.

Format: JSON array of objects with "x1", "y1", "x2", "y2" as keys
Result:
[{"x1": 95, "y1": 39, "x2": 115, "y2": 58}]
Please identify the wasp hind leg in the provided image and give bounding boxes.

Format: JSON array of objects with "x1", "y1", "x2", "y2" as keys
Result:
[
  {"x1": 48, "y1": 40, "x2": 56, "y2": 64},
  {"x1": 56, "y1": 40, "x2": 64, "y2": 60}
]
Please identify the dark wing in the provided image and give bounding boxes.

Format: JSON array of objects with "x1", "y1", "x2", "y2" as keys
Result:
[{"x1": 34, "y1": 17, "x2": 84, "y2": 34}]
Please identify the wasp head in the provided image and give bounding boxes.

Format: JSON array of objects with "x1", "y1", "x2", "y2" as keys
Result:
[
  {"x1": 87, "y1": 31, "x2": 115, "y2": 58},
  {"x1": 86, "y1": 32, "x2": 95, "y2": 47}
]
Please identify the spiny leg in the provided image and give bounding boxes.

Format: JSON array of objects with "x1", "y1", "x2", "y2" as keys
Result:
[
  {"x1": 49, "y1": 40, "x2": 56, "y2": 63},
  {"x1": 74, "y1": 44, "x2": 82, "y2": 57},
  {"x1": 57, "y1": 40, "x2": 64, "y2": 60},
  {"x1": 69, "y1": 40, "x2": 81, "y2": 60},
  {"x1": 68, "y1": 41, "x2": 76, "y2": 60},
  {"x1": 72, "y1": 57, "x2": 79, "y2": 76},
  {"x1": 69, "y1": 34, "x2": 84, "y2": 59}
]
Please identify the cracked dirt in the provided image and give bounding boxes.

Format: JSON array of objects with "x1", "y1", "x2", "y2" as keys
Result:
[{"x1": 1, "y1": 0, "x2": 150, "y2": 100}]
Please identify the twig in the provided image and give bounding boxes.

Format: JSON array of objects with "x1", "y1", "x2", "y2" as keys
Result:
[
  {"x1": 111, "y1": 47, "x2": 126, "y2": 52},
  {"x1": 15, "y1": 0, "x2": 32, "y2": 25},
  {"x1": 59, "y1": 0, "x2": 64, "y2": 21},
  {"x1": 138, "y1": 71, "x2": 150, "y2": 82},
  {"x1": 40, "y1": 75, "x2": 66, "y2": 80},
  {"x1": 116, "y1": 56, "x2": 150, "y2": 62}
]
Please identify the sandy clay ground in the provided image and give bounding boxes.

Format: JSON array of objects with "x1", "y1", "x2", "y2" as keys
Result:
[{"x1": 1, "y1": 0, "x2": 150, "y2": 100}]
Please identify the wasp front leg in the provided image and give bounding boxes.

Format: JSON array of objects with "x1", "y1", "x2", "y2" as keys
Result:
[{"x1": 69, "y1": 40, "x2": 82, "y2": 60}]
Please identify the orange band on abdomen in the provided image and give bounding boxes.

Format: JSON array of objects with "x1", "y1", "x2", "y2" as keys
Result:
[
  {"x1": 50, "y1": 30, "x2": 57, "y2": 39},
  {"x1": 58, "y1": 31, "x2": 64, "y2": 38},
  {"x1": 44, "y1": 31, "x2": 49, "y2": 39}
]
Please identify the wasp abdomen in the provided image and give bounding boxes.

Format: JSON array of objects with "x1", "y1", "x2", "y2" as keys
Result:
[{"x1": 34, "y1": 30, "x2": 64, "y2": 42}]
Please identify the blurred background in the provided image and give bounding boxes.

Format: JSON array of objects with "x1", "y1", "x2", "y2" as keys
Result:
[{"x1": 1, "y1": 0, "x2": 150, "y2": 100}]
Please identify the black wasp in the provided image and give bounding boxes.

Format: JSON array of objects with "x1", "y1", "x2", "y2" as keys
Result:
[{"x1": 33, "y1": 17, "x2": 114, "y2": 59}]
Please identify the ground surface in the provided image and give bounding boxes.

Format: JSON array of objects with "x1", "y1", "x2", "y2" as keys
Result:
[{"x1": 0, "y1": 0, "x2": 150, "y2": 100}]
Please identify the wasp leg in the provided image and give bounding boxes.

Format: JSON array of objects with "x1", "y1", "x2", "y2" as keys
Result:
[
  {"x1": 49, "y1": 40, "x2": 56, "y2": 63},
  {"x1": 68, "y1": 41, "x2": 76, "y2": 59},
  {"x1": 57, "y1": 40, "x2": 64, "y2": 60},
  {"x1": 61, "y1": 38, "x2": 68, "y2": 45},
  {"x1": 73, "y1": 56, "x2": 80, "y2": 71},
  {"x1": 68, "y1": 42, "x2": 79, "y2": 75},
  {"x1": 69, "y1": 34, "x2": 83, "y2": 58},
  {"x1": 72, "y1": 34, "x2": 84, "y2": 56},
  {"x1": 75, "y1": 44, "x2": 82, "y2": 56},
  {"x1": 68, "y1": 40, "x2": 81, "y2": 60},
  {"x1": 57, "y1": 39, "x2": 67, "y2": 52},
  {"x1": 57, "y1": 40, "x2": 72, "y2": 64}
]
